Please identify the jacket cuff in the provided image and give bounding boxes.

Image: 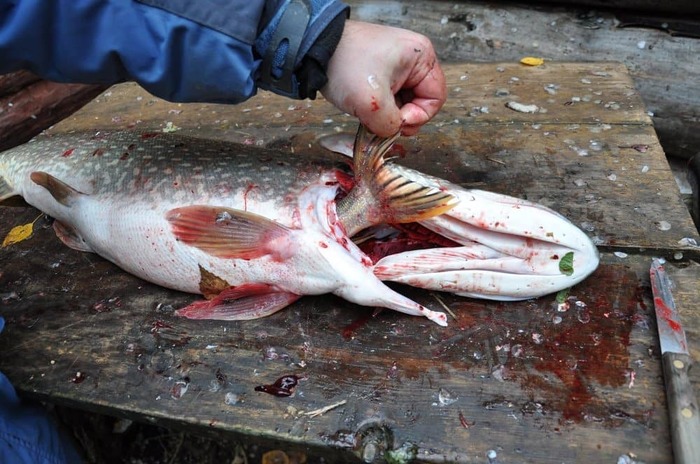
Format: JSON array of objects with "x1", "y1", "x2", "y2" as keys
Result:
[
  {"x1": 256, "y1": 0, "x2": 349, "y2": 99},
  {"x1": 297, "y1": 9, "x2": 345, "y2": 99}
]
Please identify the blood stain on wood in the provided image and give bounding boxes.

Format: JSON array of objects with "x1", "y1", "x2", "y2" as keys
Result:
[{"x1": 254, "y1": 374, "x2": 304, "y2": 397}]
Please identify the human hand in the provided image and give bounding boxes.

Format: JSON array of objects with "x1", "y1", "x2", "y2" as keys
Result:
[{"x1": 321, "y1": 20, "x2": 446, "y2": 137}]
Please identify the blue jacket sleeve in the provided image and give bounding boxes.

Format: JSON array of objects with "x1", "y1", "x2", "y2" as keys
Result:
[
  {"x1": 0, "y1": 0, "x2": 348, "y2": 103},
  {"x1": 0, "y1": 318, "x2": 83, "y2": 463}
]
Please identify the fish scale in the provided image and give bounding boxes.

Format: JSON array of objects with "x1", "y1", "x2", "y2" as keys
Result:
[{"x1": 6, "y1": 132, "x2": 338, "y2": 204}]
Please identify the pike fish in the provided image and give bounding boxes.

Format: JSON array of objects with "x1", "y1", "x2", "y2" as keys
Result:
[{"x1": 0, "y1": 127, "x2": 457, "y2": 325}]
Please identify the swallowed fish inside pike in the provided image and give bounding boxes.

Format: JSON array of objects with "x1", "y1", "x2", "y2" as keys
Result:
[
  {"x1": 320, "y1": 132, "x2": 600, "y2": 301},
  {"x1": 0, "y1": 126, "x2": 456, "y2": 325}
]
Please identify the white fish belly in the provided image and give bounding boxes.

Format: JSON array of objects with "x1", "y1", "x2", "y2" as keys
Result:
[{"x1": 65, "y1": 195, "x2": 326, "y2": 295}]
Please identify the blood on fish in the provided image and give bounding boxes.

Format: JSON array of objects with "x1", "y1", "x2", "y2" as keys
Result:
[
  {"x1": 61, "y1": 148, "x2": 75, "y2": 158},
  {"x1": 333, "y1": 171, "x2": 355, "y2": 196},
  {"x1": 370, "y1": 96, "x2": 380, "y2": 112},
  {"x1": 394, "y1": 223, "x2": 460, "y2": 247},
  {"x1": 140, "y1": 132, "x2": 160, "y2": 139},
  {"x1": 359, "y1": 224, "x2": 460, "y2": 263},
  {"x1": 243, "y1": 184, "x2": 256, "y2": 211},
  {"x1": 390, "y1": 143, "x2": 407, "y2": 158},
  {"x1": 360, "y1": 237, "x2": 426, "y2": 263}
]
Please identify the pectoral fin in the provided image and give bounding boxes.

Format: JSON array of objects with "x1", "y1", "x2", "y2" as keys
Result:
[
  {"x1": 176, "y1": 284, "x2": 301, "y2": 321},
  {"x1": 318, "y1": 133, "x2": 354, "y2": 157},
  {"x1": 30, "y1": 172, "x2": 84, "y2": 206},
  {"x1": 167, "y1": 206, "x2": 296, "y2": 260}
]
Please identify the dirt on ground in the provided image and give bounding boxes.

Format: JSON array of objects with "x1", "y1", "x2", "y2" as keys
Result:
[{"x1": 55, "y1": 406, "x2": 312, "y2": 464}]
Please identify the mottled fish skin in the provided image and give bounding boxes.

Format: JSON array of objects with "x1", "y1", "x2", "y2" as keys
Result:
[
  {"x1": 0, "y1": 130, "x2": 351, "y2": 290},
  {"x1": 1, "y1": 131, "x2": 348, "y2": 217},
  {"x1": 0, "y1": 130, "x2": 448, "y2": 325}
]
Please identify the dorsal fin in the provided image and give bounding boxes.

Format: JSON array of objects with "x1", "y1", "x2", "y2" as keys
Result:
[
  {"x1": 336, "y1": 125, "x2": 459, "y2": 236},
  {"x1": 30, "y1": 172, "x2": 84, "y2": 207}
]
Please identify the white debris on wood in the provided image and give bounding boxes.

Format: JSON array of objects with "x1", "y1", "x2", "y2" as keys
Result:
[
  {"x1": 656, "y1": 220, "x2": 672, "y2": 231},
  {"x1": 505, "y1": 101, "x2": 539, "y2": 113},
  {"x1": 304, "y1": 399, "x2": 347, "y2": 418}
]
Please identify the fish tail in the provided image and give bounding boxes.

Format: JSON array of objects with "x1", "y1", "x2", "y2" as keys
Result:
[{"x1": 339, "y1": 125, "x2": 459, "y2": 236}]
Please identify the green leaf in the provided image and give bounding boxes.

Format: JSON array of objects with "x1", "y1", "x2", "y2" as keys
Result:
[
  {"x1": 385, "y1": 443, "x2": 418, "y2": 464},
  {"x1": 556, "y1": 288, "x2": 570, "y2": 304},
  {"x1": 559, "y1": 251, "x2": 575, "y2": 276}
]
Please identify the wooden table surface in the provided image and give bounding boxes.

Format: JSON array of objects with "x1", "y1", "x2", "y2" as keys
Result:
[{"x1": 2, "y1": 62, "x2": 700, "y2": 463}]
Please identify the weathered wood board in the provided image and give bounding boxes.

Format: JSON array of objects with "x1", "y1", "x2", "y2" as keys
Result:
[
  {"x1": 347, "y1": 0, "x2": 700, "y2": 161},
  {"x1": 1, "y1": 62, "x2": 699, "y2": 463},
  {"x1": 540, "y1": 0, "x2": 700, "y2": 15},
  {"x1": 0, "y1": 220, "x2": 686, "y2": 463},
  {"x1": 0, "y1": 72, "x2": 108, "y2": 152}
]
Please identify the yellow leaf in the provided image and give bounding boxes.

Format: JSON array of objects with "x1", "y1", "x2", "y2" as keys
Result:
[
  {"x1": 2, "y1": 214, "x2": 42, "y2": 247},
  {"x1": 520, "y1": 56, "x2": 544, "y2": 66}
]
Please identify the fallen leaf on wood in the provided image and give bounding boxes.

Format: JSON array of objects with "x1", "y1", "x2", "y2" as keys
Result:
[{"x1": 2, "y1": 214, "x2": 42, "y2": 247}]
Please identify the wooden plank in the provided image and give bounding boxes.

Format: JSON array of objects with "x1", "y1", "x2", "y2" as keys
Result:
[
  {"x1": 49, "y1": 62, "x2": 651, "y2": 132},
  {"x1": 0, "y1": 80, "x2": 108, "y2": 152},
  {"x1": 664, "y1": 260, "x2": 700, "y2": 388},
  {"x1": 0, "y1": 214, "x2": 677, "y2": 461},
  {"x1": 1, "y1": 62, "x2": 697, "y2": 462},
  {"x1": 538, "y1": 0, "x2": 700, "y2": 15},
  {"x1": 347, "y1": 0, "x2": 700, "y2": 160},
  {"x1": 0, "y1": 71, "x2": 41, "y2": 98}
]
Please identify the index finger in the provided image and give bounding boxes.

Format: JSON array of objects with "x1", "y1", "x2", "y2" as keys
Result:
[{"x1": 399, "y1": 60, "x2": 446, "y2": 133}]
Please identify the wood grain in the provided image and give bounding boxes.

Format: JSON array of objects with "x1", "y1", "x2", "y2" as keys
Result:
[
  {"x1": 0, "y1": 71, "x2": 41, "y2": 98},
  {"x1": 1, "y1": 62, "x2": 698, "y2": 463},
  {"x1": 348, "y1": 0, "x2": 700, "y2": 161},
  {"x1": 0, "y1": 79, "x2": 108, "y2": 152},
  {"x1": 0, "y1": 224, "x2": 677, "y2": 462}
]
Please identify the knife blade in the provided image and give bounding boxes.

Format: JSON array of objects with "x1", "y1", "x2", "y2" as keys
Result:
[{"x1": 650, "y1": 258, "x2": 700, "y2": 464}]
